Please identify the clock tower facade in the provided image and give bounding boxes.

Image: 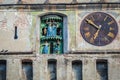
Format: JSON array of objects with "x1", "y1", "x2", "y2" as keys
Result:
[{"x1": 0, "y1": 0, "x2": 119, "y2": 80}]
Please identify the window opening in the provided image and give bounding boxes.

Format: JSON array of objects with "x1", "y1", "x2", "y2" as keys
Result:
[
  {"x1": 96, "y1": 60, "x2": 108, "y2": 80},
  {"x1": 0, "y1": 60, "x2": 6, "y2": 80},
  {"x1": 72, "y1": 61, "x2": 82, "y2": 80},
  {"x1": 40, "y1": 14, "x2": 63, "y2": 54},
  {"x1": 48, "y1": 60, "x2": 57, "y2": 80},
  {"x1": 22, "y1": 61, "x2": 33, "y2": 80},
  {"x1": 14, "y1": 26, "x2": 18, "y2": 39}
]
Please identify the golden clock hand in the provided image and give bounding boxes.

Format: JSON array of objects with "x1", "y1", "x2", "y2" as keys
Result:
[
  {"x1": 94, "y1": 25, "x2": 102, "y2": 39},
  {"x1": 85, "y1": 18, "x2": 99, "y2": 29},
  {"x1": 94, "y1": 29, "x2": 100, "y2": 39}
]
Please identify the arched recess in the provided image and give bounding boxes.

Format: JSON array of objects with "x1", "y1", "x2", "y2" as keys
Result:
[
  {"x1": 39, "y1": 12, "x2": 68, "y2": 54},
  {"x1": 72, "y1": 60, "x2": 82, "y2": 80}
]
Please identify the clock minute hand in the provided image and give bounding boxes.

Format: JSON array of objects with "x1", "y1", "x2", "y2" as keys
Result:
[{"x1": 85, "y1": 18, "x2": 99, "y2": 29}]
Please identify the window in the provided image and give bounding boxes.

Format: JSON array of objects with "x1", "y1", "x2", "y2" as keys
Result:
[
  {"x1": 22, "y1": 60, "x2": 33, "y2": 80},
  {"x1": 14, "y1": 26, "x2": 18, "y2": 39},
  {"x1": 96, "y1": 60, "x2": 108, "y2": 80},
  {"x1": 40, "y1": 14, "x2": 64, "y2": 54},
  {"x1": 72, "y1": 60, "x2": 82, "y2": 80},
  {"x1": 0, "y1": 60, "x2": 6, "y2": 80},
  {"x1": 48, "y1": 59, "x2": 57, "y2": 80}
]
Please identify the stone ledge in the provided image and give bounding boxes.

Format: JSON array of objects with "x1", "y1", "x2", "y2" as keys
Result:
[
  {"x1": 0, "y1": 3, "x2": 119, "y2": 10},
  {"x1": 0, "y1": 52, "x2": 33, "y2": 55}
]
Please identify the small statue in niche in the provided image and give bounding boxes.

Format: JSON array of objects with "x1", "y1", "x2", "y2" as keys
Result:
[
  {"x1": 53, "y1": 40, "x2": 60, "y2": 53},
  {"x1": 57, "y1": 28, "x2": 62, "y2": 36},
  {"x1": 47, "y1": 23, "x2": 53, "y2": 37},
  {"x1": 52, "y1": 23, "x2": 59, "y2": 37},
  {"x1": 42, "y1": 41, "x2": 49, "y2": 54},
  {"x1": 43, "y1": 28, "x2": 47, "y2": 36},
  {"x1": 46, "y1": 20, "x2": 58, "y2": 37},
  {"x1": 52, "y1": 20, "x2": 59, "y2": 36}
]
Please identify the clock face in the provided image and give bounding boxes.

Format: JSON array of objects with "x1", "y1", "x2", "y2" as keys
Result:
[{"x1": 80, "y1": 12, "x2": 118, "y2": 46}]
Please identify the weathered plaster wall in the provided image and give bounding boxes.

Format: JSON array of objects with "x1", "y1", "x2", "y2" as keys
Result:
[
  {"x1": 0, "y1": 54, "x2": 119, "y2": 80},
  {"x1": 0, "y1": 1, "x2": 119, "y2": 80},
  {"x1": 0, "y1": 11, "x2": 32, "y2": 52},
  {"x1": 0, "y1": 9, "x2": 120, "y2": 52}
]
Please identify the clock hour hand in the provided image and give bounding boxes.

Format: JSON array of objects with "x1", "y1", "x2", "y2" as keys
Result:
[
  {"x1": 85, "y1": 18, "x2": 99, "y2": 29},
  {"x1": 94, "y1": 25, "x2": 102, "y2": 39}
]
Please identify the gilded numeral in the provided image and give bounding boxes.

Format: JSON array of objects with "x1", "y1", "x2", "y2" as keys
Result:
[
  {"x1": 90, "y1": 37, "x2": 94, "y2": 43},
  {"x1": 108, "y1": 20, "x2": 114, "y2": 25},
  {"x1": 107, "y1": 32, "x2": 115, "y2": 38},
  {"x1": 85, "y1": 32, "x2": 91, "y2": 38},
  {"x1": 109, "y1": 27, "x2": 114, "y2": 31},
  {"x1": 104, "y1": 16, "x2": 108, "y2": 21},
  {"x1": 84, "y1": 27, "x2": 89, "y2": 31}
]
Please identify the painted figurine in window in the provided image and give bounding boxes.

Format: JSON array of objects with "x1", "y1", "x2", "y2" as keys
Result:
[
  {"x1": 47, "y1": 23, "x2": 53, "y2": 37},
  {"x1": 52, "y1": 23, "x2": 58, "y2": 36},
  {"x1": 43, "y1": 28, "x2": 47, "y2": 36},
  {"x1": 53, "y1": 40, "x2": 60, "y2": 53},
  {"x1": 42, "y1": 41, "x2": 49, "y2": 54}
]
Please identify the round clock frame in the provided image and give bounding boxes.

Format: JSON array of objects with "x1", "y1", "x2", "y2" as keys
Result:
[{"x1": 80, "y1": 12, "x2": 118, "y2": 46}]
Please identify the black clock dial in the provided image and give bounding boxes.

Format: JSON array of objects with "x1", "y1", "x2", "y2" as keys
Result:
[{"x1": 80, "y1": 12, "x2": 118, "y2": 46}]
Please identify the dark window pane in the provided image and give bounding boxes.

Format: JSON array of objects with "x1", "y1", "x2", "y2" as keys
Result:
[
  {"x1": 48, "y1": 60, "x2": 57, "y2": 80},
  {"x1": 72, "y1": 61, "x2": 82, "y2": 80},
  {"x1": 96, "y1": 60, "x2": 108, "y2": 80},
  {"x1": 14, "y1": 26, "x2": 18, "y2": 39},
  {"x1": 0, "y1": 60, "x2": 6, "y2": 80}
]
